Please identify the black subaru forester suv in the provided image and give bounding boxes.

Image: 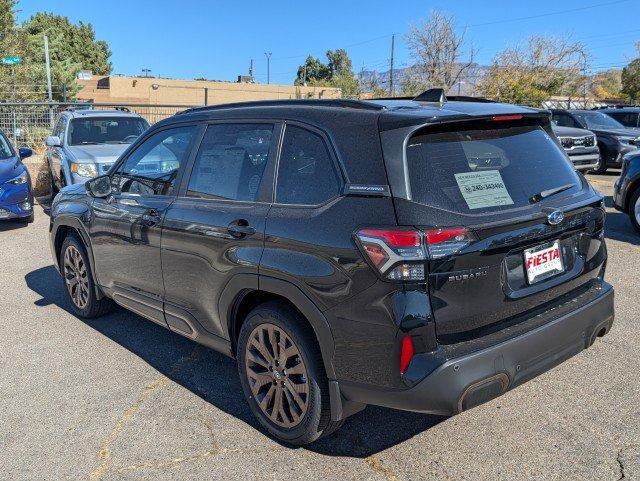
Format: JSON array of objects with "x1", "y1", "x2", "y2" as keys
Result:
[{"x1": 49, "y1": 91, "x2": 614, "y2": 445}]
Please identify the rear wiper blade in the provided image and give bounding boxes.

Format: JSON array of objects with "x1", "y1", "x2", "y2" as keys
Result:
[{"x1": 529, "y1": 183, "x2": 575, "y2": 204}]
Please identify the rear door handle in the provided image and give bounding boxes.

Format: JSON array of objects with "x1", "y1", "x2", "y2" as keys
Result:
[
  {"x1": 228, "y1": 220, "x2": 255, "y2": 238},
  {"x1": 141, "y1": 209, "x2": 161, "y2": 226}
]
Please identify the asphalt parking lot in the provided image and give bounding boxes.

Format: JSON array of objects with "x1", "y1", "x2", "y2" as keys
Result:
[{"x1": 1, "y1": 172, "x2": 638, "y2": 481}]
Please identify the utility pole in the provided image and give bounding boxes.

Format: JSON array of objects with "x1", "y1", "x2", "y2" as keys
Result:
[
  {"x1": 389, "y1": 34, "x2": 395, "y2": 97},
  {"x1": 265, "y1": 52, "x2": 272, "y2": 85},
  {"x1": 303, "y1": 63, "x2": 307, "y2": 86},
  {"x1": 582, "y1": 58, "x2": 587, "y2": 108},
  {"x1": 142, "y1": 67, "x2": 151, "y2": 78},
  {"x1": 249, "y1": 59, "x2": 254, "y2": 80},
  {"x1": 44, "y1": 35, "x2": 54, "y2": 129}
]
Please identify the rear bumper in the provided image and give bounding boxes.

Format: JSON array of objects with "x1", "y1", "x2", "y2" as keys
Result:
[{"x1": 341, "y1": 282, "x2": 614, "y2": 416}]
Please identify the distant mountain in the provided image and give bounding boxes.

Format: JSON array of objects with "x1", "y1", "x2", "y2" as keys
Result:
[{"x1": 359, "y1": 63, "x2": 491, "y2": 96}]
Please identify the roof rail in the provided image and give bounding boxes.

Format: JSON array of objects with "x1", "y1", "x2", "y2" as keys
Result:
[
  {"x1": 176, "y1": 98, "x2": 385, "y2": 116},
  {"x1": 591, "y1": 104, "x2": 636, "y2": 110},
  {"x1": 370, "y1": 90, "x2": 494, "y2": 104}
]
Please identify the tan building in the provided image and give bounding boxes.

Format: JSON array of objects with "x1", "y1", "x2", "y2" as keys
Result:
[{"x1": 77, "y1": 75, "x2": 342, "y2": 105}]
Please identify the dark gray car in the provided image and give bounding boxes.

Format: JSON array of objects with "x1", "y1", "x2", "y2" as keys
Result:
[{"x1": 45, "y1": 109, "x2": 149, "y2": 194}]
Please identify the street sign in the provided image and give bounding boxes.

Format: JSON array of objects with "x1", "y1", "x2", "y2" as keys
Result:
[{"x1": 1, "y1": 56, "x2": 21, "y2": 65}]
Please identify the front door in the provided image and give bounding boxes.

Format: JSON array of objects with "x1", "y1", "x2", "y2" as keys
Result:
[
  {"x1": 89, "y1": 124, "x2": 201, "y2": 325},
  {"x1": 161, "y1": 122, "x2": 279, "y2": 338}
]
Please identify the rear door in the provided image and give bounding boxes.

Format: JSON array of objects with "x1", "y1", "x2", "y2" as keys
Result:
[
  {"x1": 386, "y1": 117, "x2": 607, "y2": 343},
  {"x1": 160, "y1": 121, "x2": 279, "y2": 339}
]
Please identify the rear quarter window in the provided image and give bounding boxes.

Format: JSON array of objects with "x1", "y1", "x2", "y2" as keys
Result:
[
  {"x1": 275, "y1": 125, "x2": 342, "y2": 205},
  {"x1": 406, "y1": 124, "x2": 581, "y2": 214}
]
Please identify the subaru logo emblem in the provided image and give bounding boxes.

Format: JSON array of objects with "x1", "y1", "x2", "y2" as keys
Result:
[{"x1": 547, "y1": 210, "x2": 564, "y2": 226}]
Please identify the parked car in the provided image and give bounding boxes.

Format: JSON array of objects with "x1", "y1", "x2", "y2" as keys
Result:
[
  {"x1": 49, "y1": 91, "x2": 614, "y2": 445},
  {"x1": 551, "y1": 124, "x2": 600, "y2": 171},
  {"x1": 613, "y1": 151, "x2": 640, "y2": 234},
  {"x1": 0, "y1": 129, "x2": 34, "y2": 223},
  {"x1": 45, "y1": 109, "x2": 150, "y2": 195},
  {"x1": 597, "y1": 106, "x2": 640, "y2": 129},
  {"x1": 550, "y1": 109, "x2": 640, "y2": 173}
]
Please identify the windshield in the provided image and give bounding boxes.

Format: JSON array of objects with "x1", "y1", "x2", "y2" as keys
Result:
[
  {"x1": 68, "y1": 117, "x2": 149, "y2": 146},
  {"x1": 0, "y1": 133, "x2": 13, "y2": 160},
  {"x1": 574, "y1": 112, "x2": 624, "y2": 130},
  {"x1": 406, "y1": 124, "x2": 581, "y2": 215}
]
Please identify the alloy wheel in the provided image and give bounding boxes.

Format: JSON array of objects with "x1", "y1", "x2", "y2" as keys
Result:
[
  {"x1": 63, "y1": 245, "x2": 90, "y2": 309},
  {"x1": 245, "y1": 323, "x2": 309, "y2": 428},
  {"x1": 635, "y1": 195, "x2": 640, "y2": 225}
]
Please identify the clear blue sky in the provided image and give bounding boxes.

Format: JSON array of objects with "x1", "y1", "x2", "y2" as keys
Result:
[{"x1": 16, "y1": 0, "x2": 640, "y2": 84}]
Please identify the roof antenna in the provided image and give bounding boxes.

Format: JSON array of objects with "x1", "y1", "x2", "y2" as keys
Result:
[{"x1": 414, "y1": 88, "x2": 446, "y2": 106}]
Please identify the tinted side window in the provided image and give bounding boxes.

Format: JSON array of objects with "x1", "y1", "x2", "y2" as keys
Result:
[
  {"x1": 553, "y1": 113, "x2": 579, "y2": 128},
  {"x1": 187, "y1": 123, "x2": 273, "y2": 202},
  {"x1": 113, "y1": 125, "x2": 197, "y2": 196},
  {"x1": 276, "y1": 125, "x2": 342, "y2": 205},
  {"x1": 609, "y1": 112, "x2": 638, "y2": 127}
]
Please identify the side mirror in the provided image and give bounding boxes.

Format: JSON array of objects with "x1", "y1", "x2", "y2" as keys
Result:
[
  {"x1": 18, "y1": 147, "x2": 32, "y2": 159},
  {"x1": 45, "y1": 136, "x2": 61, "y2": 147},
  {"x1": 86, "y1": 175, "x2": 112, "y2": 198}
]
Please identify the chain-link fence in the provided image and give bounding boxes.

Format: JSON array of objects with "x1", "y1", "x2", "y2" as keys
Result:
[{"x1": 0, "y1": 102, "x2": 196, "y2": 153}]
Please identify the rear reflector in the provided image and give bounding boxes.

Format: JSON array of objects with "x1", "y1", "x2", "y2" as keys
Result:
[{"x1": 399, "y1": 335, "x2": 415, "y2": 374}]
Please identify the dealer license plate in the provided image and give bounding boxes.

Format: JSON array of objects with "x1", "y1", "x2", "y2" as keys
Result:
[{"x1": 524, "y1": 240, "x2": 564, "y2": 284}]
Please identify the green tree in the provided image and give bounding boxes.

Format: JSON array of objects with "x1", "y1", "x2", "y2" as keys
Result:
[
  {"x1": 621, "y1": 43, "x2": 640, "y2": 101},
  {"x1": 294, "y1": 50, "x2": 360, "y2": 98},
  {"x1": 295, "y1": 55, "x2": 331, "y2": 85},
  {"x1": 0, "y1": 0, "x2": 16, "y2": 38},
  {"x1": 0, "y1": 6, "x2": 112, "y2": 101}
]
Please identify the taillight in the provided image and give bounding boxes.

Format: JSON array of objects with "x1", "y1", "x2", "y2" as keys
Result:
[
  {"x1": 399, "y1": 335, "x2": 415, "y2": 375},
  {"x1": 424, "y1": 227, "x2": 475, "y2": 259},
  {"x1": 355, "y1": 226, "x2": 475, "y2": 280},
  {"x1": 355, "y1": 228, "x2": 426, "y2": 281}
]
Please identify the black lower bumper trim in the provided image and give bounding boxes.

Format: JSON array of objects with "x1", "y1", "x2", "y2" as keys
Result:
[{"x1": 340, "y1": 282, "x2": 614, "y2": 416}]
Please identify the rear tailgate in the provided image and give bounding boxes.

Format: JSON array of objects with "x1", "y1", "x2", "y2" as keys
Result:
[{"x1": 384, "y1": 114, "x2": 607, "y2": 343}]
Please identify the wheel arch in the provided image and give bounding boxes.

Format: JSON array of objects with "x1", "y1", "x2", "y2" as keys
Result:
[
  {"x1": 624, "y1": 177, "x2": 640, "y2": 213},
  {"x1": 51, "y1": 215, "x2": 104, "y2": 299},
  {"x1": 220, "y1": 274, "x2": 337, "y2": 381}
]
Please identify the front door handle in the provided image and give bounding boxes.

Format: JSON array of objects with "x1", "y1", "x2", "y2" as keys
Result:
[
  {"x1": 141, "y1": 209, "x2": 161, "y2": 226},
  {"x1": 228, "y1": 220, "x2": 255, "y2": 238}
]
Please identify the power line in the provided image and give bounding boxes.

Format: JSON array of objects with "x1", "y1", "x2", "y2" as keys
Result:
[{"x1": 467, "y1": 0, "x2": 633, "y2": 28}]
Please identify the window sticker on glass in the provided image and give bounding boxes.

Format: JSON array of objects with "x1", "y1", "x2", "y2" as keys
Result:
[{"x1": 454, "y1": 170, "x2": 514, "y2": 210}]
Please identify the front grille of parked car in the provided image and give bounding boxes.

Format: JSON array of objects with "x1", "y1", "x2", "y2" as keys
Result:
[{"x1": 560, "y1": 136, "x2": 595, "y2": 149}]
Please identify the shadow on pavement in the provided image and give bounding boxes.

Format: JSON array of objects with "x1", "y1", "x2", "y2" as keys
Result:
[
  {"x1": 603, "y1": 196, "x2": 639, "y2": 246},
  {"x1": 35, "y1": 195, "x2": 53, "y2": 217},
  {"x1": 0, "y1": 218, "x2": 30, "y2": 231},
  {"x1": 24, "y1": 264, "x2": 444, "y2": 457}
]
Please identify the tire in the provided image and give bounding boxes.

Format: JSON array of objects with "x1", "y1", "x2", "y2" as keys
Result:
[
  {"x1": 24, "y1": 212, "x2": 34, "y2": 224},
  {"x1": 629, "y1": 188, "x2": 640, "y2": 236},
  {"x1": 589, "y1": 154, "x2": 608, "y2": 174},
  {"x1": 49, "y1": 166, "x2": 59, "y2": 197},
  {"x1": 60, "y1": 234, "x2": 113, "y2": 318},
  {"x1": 237, "y1": 301, "x2": 342, "y2": 445}
]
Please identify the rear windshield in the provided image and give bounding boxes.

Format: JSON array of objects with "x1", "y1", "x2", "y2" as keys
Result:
[{"x1": 406, "y1": 125, "x2": 581, "y2": 214}]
